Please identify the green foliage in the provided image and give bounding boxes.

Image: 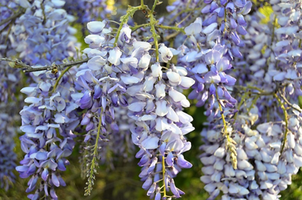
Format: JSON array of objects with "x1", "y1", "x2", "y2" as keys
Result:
[{"x1": 281, "y1": 170, "x2": 302, "y2": 200}]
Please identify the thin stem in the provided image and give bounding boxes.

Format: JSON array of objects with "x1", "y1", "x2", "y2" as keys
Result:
[
  {"x1": 151, "y1": 0, "x2": 159, "y2": 13},
  {"x1": 113, "y1": 5, "x2": 146, "y2": 47},
  {"x1": 155, "y1": 24, "x2": 185, "y2": 34},
  {"x1": 274, "y1": 93, "x2": 289, "y2": 155},
  {"x1": 216, "y1": 97, "x2": 227, "y2": 135},
  {"x1": 165, "y1": 31, "x2": 180, "y2": 41},
  {"x1": 149, "y1": 10, "x2": 159, "y2": 61},
  {"x1": 85, "y1": 115, "x2": 103, "y2": 196},
  {"x1": 0, "y1": 8, "x2": 25, "y2": 28},
  {"x1": 279, "y1": 91, "x2": 302, "y2": 113},
  {"x1": 4, "y1": 22, "x2": 13, "y2": 48},
  {"x1": 234, "y1": 85, "x2": 273, "y2": 95},
  {"x1": 141, "y1": 0, "x2": 144, "y2": 6},
  {"x1": 170, "y1": 8, "x2": 195, "y2": 23},
  {"x1": 232, "y1": 89, "x2": 249, "y2": 125},
  {"x1": 223, "y1": 6, "x2": 227, "y2": 34},
  {"x1": 0, "y1": 58, "x2": 31, "y2": 69},
  {"x1": 175, "y1": 12, "x2": 192, "y2": 27},
  {"x1": 40, "y1": 0, "x2": 47, "y2": 25},
  {"x1": 0, "y1": 17, "x2": 12, "y2": 35},
  {"x1": 131, "y1": 23, "x2": 149, "y2": 32},
  {"x1": 246, "y1": 85, "x2": 266, "y2": 93},
  {"x1": 1, "y1": 57, "x2": 89, "y2": 72},
  {"x1": 51, "y1": 65, "x2": 72, "y2": 94},
  {"x1": 216, "y1": 91, "x2": 237, "y2": 169},
  {"x1": 162, "y1": 155, "x2": 167, "y2": 197},
  {"x1": 248, "y1": 94, "x2": 260, "y2": 112},
  {"x1": 270, "y1": 15, "x2": 277, "y2": 45}
]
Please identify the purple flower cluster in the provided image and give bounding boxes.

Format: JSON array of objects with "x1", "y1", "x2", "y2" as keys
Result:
[
  {"x1": 0, "y1": 0, "x2": 20, "y2": 103},
  {"x1": 2, "y1": 0, "x2": 302, "y2": 199},
  {"x1": 64, "y1": 0, "x2": 110, "y2": 24},
  {"x1": 74, "y1": 19, "x2": 196, "y2": 198},
  {"x1": 175, "y1": 0, "x2": 252, "y2": 111},
  {"x1": 201, "y1": 0, "x2": 252, "y2": 57},
  {"x1": 198, "y1": 0, "x2": 302, "y2": 199},
  {"x1": 166, "y1": 0, "x2": 202, "y2": 27},
  {"x1": 10, "y1": 0, "x2": 79, "y2": 67},
  {"x1": 201, "y1": 99, "x2": 302, "y2": 199},
  {"x1": 9, "y1": 0, "x2": 82, "y2": 199},
  {"x1": 127, "y1": 60, "x2": 195, "y2": 199},
  {"x1": 0, "y1": 112, "x2": 17, "y2": 191},
  {"x1": 16, "y1": 69, "x2": 80, "y2": 199},
  {"x1": 76, "y1": 22, "x2": 126, "y2": 134},
  {"x1": 0, "y1": 0, "x2": 22, "y2": 190},
  {"x1": 73, "y1": 21, "x2": 139, "y2": 194}
]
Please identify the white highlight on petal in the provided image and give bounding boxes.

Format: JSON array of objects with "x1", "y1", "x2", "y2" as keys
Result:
[
  {"x1": 21, "y1": 87, "x2": 36, "y2": 95},
  {"x1": 87, "y1": 56, "x2": 106, "y2": 70},
  {"x1": 133, "y1": 41, "x2": 152, "y2": 50},
  {"x1": 169, "y1": 89, "x2": 190, "y2": 107},
  {"x1": 51, "y1": 0, "x2": 65, "y2": 7},
  {"x1": 108, "y1": 47, "x2": 122, "y2": 65},
  {"x1": 168, "y1": 123, "x2": 182, "y2": 135},
  {"x1": 155, "y1": 101, "x2": 169, "y2": 117},
  {"x1": 177, "y1": 111, "x2": 193, "y2": 123},
  {"x1": 167, "y1": 70, "x2": 181, "y2": 84},
  {"x1": 273, "y1": 71, "x2": 286, "y2": 81},
  {"x1": 121, "y1": 75, "x2": 141, "y2": 84},
  {"x1": 144, "y1": 76, "x2": 156, "y2": 92},
  {"x1": 228, "y1": 183, "x2": 249, "y2": 195},
  {"x1": 191, "y1": 63, "x2": 208, "y2": 74},
  {"x1": 155, "y1": 82, "x2": 166, "y2": 98},
  {"x1": 139, "y1": 115, "x2": 157, "y2": 121},
  {"x1": 202, "y1": 23, "x2": 217, "y2": 34},
  {"x1": 185, "y1": 21, "x2": 202, "y2": 36},
  {"x1": 118, "y1": 25, "x2": 131, "y2": 43},
  {"x1": 151, "y1": 63, "x2": 162, "y2": 78},
  {"x1": 257, "y1": 123, "x2": 272, "y2": 134},
  {"x1": 25, "y1": 97, "x2": 42, "y2": 104},
  {"x1": 128, "y1": 102, "x2": 146, "y2": 112},
  {"x1": 169, "y1": 88, "x2": 185, "y2": 102},
  {"x1": 19, "y1": 0, "x2": 31, "y2": 8},
  {"x1": 141, "y1": 135, "x2": 159, "y2": 149},
  {"x1": 167, "y1": 107, "x2": 179, "y2": 122},
  {"x1": 159, "y1": 44, "x2": 173, "y2": 63},
  {"x1": 155, "y1": 118, "x2": 169, "y2": 131},
  {"x1": 87, "y1": 21, "x2": 105, "y2": 33},
  {"x1": 175, "y1": 67, "x2": 188, "y2": 76},
  {"x1": 214, "y1": 147, "x2": 225, "y2": 158},
  {"x1": 139, "y1": 54, "x2": 151, "y2": 69},
  {"x1": 84, "y1": 35, "x2": 105, "y2": 48},
  {"x1": 288, "y1": 132, "x2": 295, "y2": 149}
]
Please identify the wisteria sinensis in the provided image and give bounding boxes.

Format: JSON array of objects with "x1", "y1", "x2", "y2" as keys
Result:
[{"x1": 1, "y1": 0, "x2": 302, "y2": 199}]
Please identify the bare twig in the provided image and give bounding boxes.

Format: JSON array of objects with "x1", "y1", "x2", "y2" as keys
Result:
[
  {"x1": 176, "y1": 11, "x2": 192, "y2": 27},
  {"x1": 165, "y1": 31, "x2": 181, "y2": 41},
  {"x1": 234, "y1": 85, "x2": 274, "y2": 96},
  {"x1": 0, "y1": 8, "x2": 25, "y2": 28},
  {"x1": 0, "y1": 19, "x2": 12, "y2": 35},
  {"x1": 0, "y1": 58, "x2": 30, "y2": 69},
  {"x1": 278, "y1": 90, "x2": 302, "y2": 113},
  {"x1": 0, "y1": 57, "x2": 89, "y2": 72}
]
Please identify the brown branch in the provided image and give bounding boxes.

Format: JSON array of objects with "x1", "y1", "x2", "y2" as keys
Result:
[
  {"x1": 278, "y1": 90, "x2": 302, "y2": 113},
  {"x1": 0, "y1": 8, "x2": 25, "y2": 28},
  {"x1": 0, "y1": 57, "x2": 89, "y2": 72}
]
